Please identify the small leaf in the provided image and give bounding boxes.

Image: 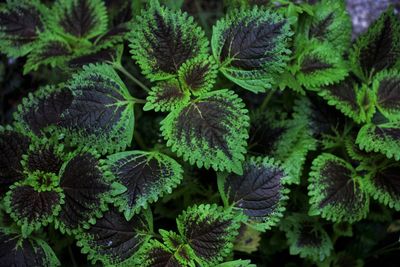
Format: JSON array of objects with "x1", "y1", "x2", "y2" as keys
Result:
[
  {"x1": 160, "y1": 89, "x2": 249, "y2": 174},
  {"x1": 67, "y1": 46, "x2": 123, "y2": 69},
  {"x1": 280, "y1": 213, "x2": 333, "y2": 262},
  {"x1": 22, "y1": 142, "x2": 64, "y2": 174},
  {"x1": 77, "y1": 206, "x2": 153, "y2": 265},
  {"x1": 61, "y1": 64, "x2": 134, "y2": 154},
  {"x1": 212, "y1": 6, "x2": 292, "y2": 93},
  {"x1": 176, "y1": 204, "x2": 242, "y2": 266},
  {"x1": 129, "y1": 1, "x2": 209, "y2": 81},
  {"x1": 0, "y1": 127, "x2": 31, "y2": 198},
  {"x1": 356, "y1": 122, "x2": 400, "y2": 161},
  {"x1": 139, "y1": 240, "x2": 183, "y2": 267},
  {"x1": 215, "y1": 260, "x2": 256, "y2": 267},
  {"x1": 144, "y1": 79, "x2": 190, "y2": 112},
  {"x1": 49, "y1": 0, "x2": 108, "y2": 39},
  {"x1": 178, "y1": 55, "x2": 218, "y2": 96},
  {"x1": 0, "y1": 227, "x2": 60, "y2": 267},
  {"x1": 350, "y1": 8, "x2": 400, "y2": 79},
  {"x1": 308, "y1": 153, "x2": 369, "y2": 223},
  {"x1": 0, "y1": 0, "x2": 46, "y2": 57},
  {"x1": 106, "y1": 150, "x2": 183, "y2": 220},
  {"x1": 233, "y1": 225, "x2": 261, "y2": 253},
  {"x1": 373, "y1": 70, "x2": 400, "y2": 121},
  {"x1": 220, "y1": 156, "x2": 289, "y2": 231}
]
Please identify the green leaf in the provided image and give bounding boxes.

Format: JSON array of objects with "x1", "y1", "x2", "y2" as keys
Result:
[
  {"x1": 159, "y1": 230, "x2": 194, "y2": 265},
  {"x1": 0, "y1": 0, "x2": 46, "y2": 57},
  {"x1": 129, "y1": 1, "x2": 209, "y2": 81},
  {"x1": 143, "y1": 79, "x2": 190, "y2": 112},
  {"x1": 67, "y1": 45, "x2": 123, "y2": 69},
  {"x1": 176, "y1": 204, "x2": 242, "y2": 266},
  {"x1": 350, "y1": 8, "x2": 400, "y2": 80},
  {"x1": 60, "y1": 64, "x2": 135, "y2": 154},
  {"x1": 160, "y1": 89, "x2": 249, "y2": 175},
  {"x1": 215, "y1": 259, "x2": 256, "y2": 267},
  {"x1": 0, "y1": 227, "x2": 60, "y2": 266},
  {"x1": 138, "y1": 239, "x2": 184, "y2": 267},
  {"x1": 212, "y1": 6, "x2": 292, "y2": 93},
  {"x1": 308, "y1": 153, "x2": 369, "y2": 223},
  {"x1": 76, "y1": 206, "x2": 153, "y2": 265},
  {"x1": 49, "y1": 0, "x2": 108, "y2": 40},
  {"x1": 0, "y1": 126, "x2": 31, "y2": 198},
  {"x1": 296, "y1": 42, "x2": 348, "y2": 89},
  {"x1": 280, "y1": 213, "x2": 333, "y2": 262},
  {"x1": 373, "y1": 70, "x2": 400, "y2": 121},
  {"x1": 177, "y1": 55, "x2": 218, "y2": 96},
  {"x1": 356, "y1": 122, "x2": 400, "y2": 161},
  {"x1": 220, "y1": 156, "x2": 289, "y2": 231},
  {"x1": 106, "y1": 150, "x2": 183, "y2": 220}
]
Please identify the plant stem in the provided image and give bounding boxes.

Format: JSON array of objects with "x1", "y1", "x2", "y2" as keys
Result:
[
  {"x1": 114, "y1": 64, "x2": 150, "y2": 93},
  {"x1": 68, "y1": 245, "x2": 78, "y2": 267},
  {"x1": 259, "y1": 89, "x2": 275, "y2": 111}
]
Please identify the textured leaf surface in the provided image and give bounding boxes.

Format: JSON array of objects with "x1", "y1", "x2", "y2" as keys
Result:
[
  {"x1": 22, "y1": 144, "x2": 64, "y2": 174},
  {"x1": 212, "y1": 6, "x2": 292, "y2": 93},
  {"x1": 67, "y1": 46, "x2": 123, "y2": 69},
  {"x1": 373, "y1": 70, "x2": 400, "y2": 121},
  {"x1": 176, "y1": 204, "x2": 241, "y2": 266},
  {"x1": 0, "y1": 0, "x2": 46, "y2": 57},
  {"x1": 143, "y1": 80, "x2": 190, "y2": 112},
  {"x1": 280, "y1": 214, "x2": 333, "y2": 262},
  {"x1": 50, "y1": 0, "x2": 108, "y2": 39},
  {"x1": 61, "y1": 64, "x2": 134, "y2": 154},
  {"x1": 129, "y1": 2, "x2": 208, "y2": 80},
  {"x1": 161, "y1": 89, "x2": 249, "y2": 174},
  {"x1": 139, "y1": 240, "x2": 183, "y2": 267},
  {"x1": 56, "y1": 151, "x2": 113, "y2": 233},
  {"x1": 0, "y1": 227, "x2": 60, "y2": 267},
  {"x1": 77, "y1": 206, "x2": 152, "y2": 265},
  {"x1": 308, "y1": 153, "x2": 369, "y2": 223},
  {"x1": 107, "y1": 150, "x2": 183, "y2": 220},
  {"x1": 0, "y1": 128, "x2": 30, "y2": 198},
  {"x1": 356, "y1": 122, "x2": 400, "y2": 161},
  {"x1": 221, "y1": 157, "x2": 289, "y2": 230}
]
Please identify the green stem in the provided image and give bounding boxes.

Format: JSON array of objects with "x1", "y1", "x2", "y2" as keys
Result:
[
  {"x1": 114, "y1": 64, "x2": 150, "y2": 93},
  {"x1": 68, "y1": 245, "x2": 78, "y2": 267},
  {"x1": 259, "y1": 89, "x2": 275, "y2": 111}
]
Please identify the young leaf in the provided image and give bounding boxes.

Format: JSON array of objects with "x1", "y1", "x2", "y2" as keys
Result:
[
  {"x1": 0, "y1": 127, "x2": 31, "y2": 198},
  {"x1": 14, "y1": 85, "x2": 74, "y2": 136},
  {"x1": 280, "y1": 214, "x2": 333, "y2": 262},
  {"x1": 49, "y1": 0, "x2": 108, "y2": 40},
  {"x1": 220, "y1": 156, "x2": 289, "y2": 231},
  {"x1": 176, "y1": 204, "x2": 242, "y2": 266},
  {"x1": 106, "y1": 150, "x2": 183, "y2": 220},
  {"x1": 61, "y1": 64, "x2": 134, "y2": 154},
  {"x1": 4, "y1": 183, "x2": 64, "y2": 237},
  {"x1": 0, "y1": 0, "x2": 46, "y2": 57},
  {"x1": 159, "y1": 230, "x2": 194, "y2": 265},
  {"x1": 211, "y1": 6, "x2": 292, "y2": 93},
  {"x1": 138, "y1": 239, "x2": 183, "y2": 267},
  {"x1": 177, "y1": 55, "x2": 218, "y2": 96},
  {"x1": 215, "y1": 260, "x2": 256, "y2": 267},
  {"x1": 160, "y1": 89, "x2": 249, "y2": 175},
  {"x1": 143, "y1": 79, "x2": 190, "y2": 112},
  {"x1": 76, "y1": 206, "x2": 153, "y2": 265},
  {"x1": 356, "y1": 122, "x2": 400, "y2": 161},
  {"x1": 0, "y1": 227, "x2": 60, "y2": 267},
  {"x1": 129, "y1": 1, "x2": 209, "y2": 81},
  {"x1": 55, "y1": 151, "x2": 117, "y2": 234},
  {"x1": 308, "y1": 153, "x2": 369, "y2": 223},
  {"x1": 350, "y1": 8, "x2": 400, "y2": 79},
  {"x1": 373, "y1": 70, "x2": 400, "y2": 121}
]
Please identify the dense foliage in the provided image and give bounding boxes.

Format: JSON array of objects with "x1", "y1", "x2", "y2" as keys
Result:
[{"x1": 0, "y1": 0, "x2": 399, "y2": 266}]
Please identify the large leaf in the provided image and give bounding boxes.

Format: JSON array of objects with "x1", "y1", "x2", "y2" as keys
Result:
[
  {"x1": 356, "y1": 122, "x2": 400, "y2": 161},
  {"x1": 107, "y1": 150, "x2": 183, "y2": 220},
  {"x1": 211, "y1": 6, "x2": 292, "y2": 93},
  {"x1": 77, "y1": 206, "x2": 153, "y2": 265},
  {"x1": 129, "y1": 1, "x2": 209, "y2": 81},
  {"x1": 176, "y1": 204, "x2": 242, "y2": 266},
  {"x1": 0, "y1": 0, "x2": 46, "y2": 57},
  {"x1": 49, "y1": 0, "x2": 108, "y2": 40},
  {"x1": 60, "y1": 64, "x2": 135, "y2": 154},
  {"x1": 350, "y1": 8, "x2": 400, "y2": 80},
  {"x1": 55, "y1": 151, "x2": 118, "y2": 234},
  {"x1": 373, "y1": 70, "x2": 400, "y2": 121},
  {"x1": 308, "y1": 153, "x2": 369, "y2": 223},
  {"x1": 219, "y1": 156, "x2": 289, "y2": 231},
  {"x1": 280, "y1": 214, "x2": 333, "y2": 262},
  {"x1": 0, "y1": 227, "x2": 60, "y2": 267},
  {"x1": 160, "y1": 89, "x2": 249, "y2": 175},
  {"x1": 0, "y1": 127, "x2": 31, "y2": 198}
]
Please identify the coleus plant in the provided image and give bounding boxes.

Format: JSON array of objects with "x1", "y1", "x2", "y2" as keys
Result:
[{"x1": 0, "y1": 0, "x2": 399, "y2": 266}]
